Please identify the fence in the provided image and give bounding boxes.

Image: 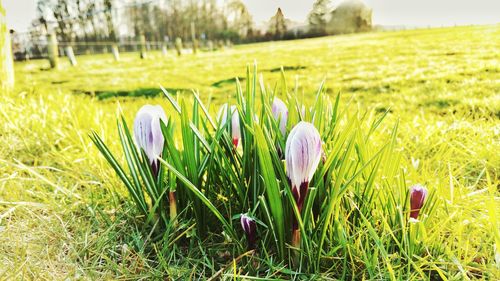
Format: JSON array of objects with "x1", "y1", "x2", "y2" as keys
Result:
[{"x1": 11, "y1": 31, "x2": 230, "y2": 61}]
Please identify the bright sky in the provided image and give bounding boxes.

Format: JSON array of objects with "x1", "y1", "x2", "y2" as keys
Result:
[{"x1": 4, "y1": 0, "x2": 500, "y2": 32}]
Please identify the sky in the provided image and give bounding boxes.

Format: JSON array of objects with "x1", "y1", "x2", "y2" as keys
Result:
[{"x1": 4, "y1": 0, "x2": 500, "y2": 32}]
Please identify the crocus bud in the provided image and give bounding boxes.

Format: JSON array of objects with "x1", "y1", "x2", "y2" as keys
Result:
[
  {"x1": 409, "y1": 184, "x2": 428, "y2": 219},
  {"x1": 133, "y1": 105, "x2": 167, "y2": 177},
  {"x1": 217, "y1": 103, "x2": 241, "y2": 148},
  {"x1": 240, "y1": 214, "x2": 257, "y2": 249},
  {"x1": 285, "y1": 121, "x2": 322, "y2": 212},
  {"x1": 272, "y1": 97, "x2": 288, "y2": 135}
]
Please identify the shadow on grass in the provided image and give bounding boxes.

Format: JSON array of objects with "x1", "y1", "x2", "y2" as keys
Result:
[
  {"x1": 211, "y1": 66, "x2": 306, "y2": 88},
  {"x1": 211, "y1": 77, "x2": 246, "y2": 88},
  {"x1": 336, "y1": 83, "x2": 398, "y2": 94},
  {"x1": 422, "y1": 98, "x2": 460, "y2": 109},
  {"x1": 73, "y1": 87, "x2": 189, "y2": 100},
  {"x1": 267, "y1": 65, "x2": 307, "y2": 72}
]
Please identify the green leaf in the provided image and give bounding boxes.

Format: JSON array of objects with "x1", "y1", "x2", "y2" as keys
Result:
[
  {"x1": 158, "y1": 158, "x2": 238, "y2": 241},
  {"x1": 254, "y1": 125, "x2": 285, "y2": 258},
  {"x1": 90, "y1": 131, "x2": 148, "y2": 215}
]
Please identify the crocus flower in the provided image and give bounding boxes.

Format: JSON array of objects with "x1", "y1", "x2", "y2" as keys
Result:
[
  {"x1": 240, "y1": 214, "x2": 257, "y2": 249},
  {"x1": 133, "y1": 105, "x2": 167, "y2": 177},
  {"x1": 272, "y1": 97, "x2": 288, "y2": 135},
  {"x1": 285, "y1": 121, "x2": 322, "y2": 212},
  {"x1": 217, "y1": 103, "x2": 241, "y2": 148},
  {"x1": 409, "y1": 184, "x2": 428, "y2": 219}
]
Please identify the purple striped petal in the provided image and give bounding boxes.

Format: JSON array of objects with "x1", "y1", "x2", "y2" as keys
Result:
[
  {"x1": 272, "y1": 97, "x2": 288, "y2": 135},
  {"x1": 133, "y1": 105, "x2": 167, "y2": 165},
  {"x1": 285, "y1": 121, "x2": 322, "y2": 207},
  {"x1": 240, "y1": 214, "x2": 257, "y2": 249}
]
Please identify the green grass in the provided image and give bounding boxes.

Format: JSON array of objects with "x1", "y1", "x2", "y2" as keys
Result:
[{"x1": 1, "y1": 25, "x2": 499, "y2": 279}]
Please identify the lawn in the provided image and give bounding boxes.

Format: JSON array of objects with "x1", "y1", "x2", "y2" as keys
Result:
[{"x1": 1, "y1": 24, "x2": 499, "y2": 279}]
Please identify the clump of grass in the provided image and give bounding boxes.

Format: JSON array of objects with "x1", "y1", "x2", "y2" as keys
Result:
[{"x1": 91, "y1": 66, "x2": 448, "y2": 278}]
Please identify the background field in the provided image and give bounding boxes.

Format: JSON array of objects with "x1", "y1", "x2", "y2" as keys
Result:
[{"x1": 1, "y1": 25, "x2": 499, "y2": 279}]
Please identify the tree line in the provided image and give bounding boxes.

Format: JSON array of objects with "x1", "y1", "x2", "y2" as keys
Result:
[
  {"x1": 27, "y1": 0, "x2": 370, "y2": 44},
  {"x1": 31, "y1": 0, "x2": 255, "y2": 43}
]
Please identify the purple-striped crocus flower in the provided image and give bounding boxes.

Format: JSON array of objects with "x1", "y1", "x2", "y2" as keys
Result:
[
  {"x1": 240, "y1": 214, "x2": 257, "y2": 249},
  {"x1": 285, "y1": 121, "x2": 322, "y2": 212},
  {"x1": 217, "y1": 103, "x2": 241, "y2": 148},
  {"x1": 272, "y1": 97, "x2": 288, "y2": 135},
  {"x1": 133, "y1": 105, "x2": 167, "y2": 177},
  {"x1": 409, "y1": 184, "x2": 428, "y2": 219}
]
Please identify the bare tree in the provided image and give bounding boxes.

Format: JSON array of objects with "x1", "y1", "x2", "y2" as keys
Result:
[
  {"x1": 226, "y1": 0, "x2": 253, "y2": 39},
  {"x1": 103, "y1": 0, "x2": 115, "y2": 40},
  {"x1": 268, "y1": 8, "x2": 287, "y2": 40}
]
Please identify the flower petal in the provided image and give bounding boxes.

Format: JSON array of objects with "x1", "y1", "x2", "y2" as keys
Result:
[
  {"x1": 134, "y1": 105, "x2": 166, "y2": 164},
  {"x1": 272, "y1": 97, "x2": 288, "y2": 135},
  {"x1": 285, "y1": 121, "x2": 322, "y2": 191}
]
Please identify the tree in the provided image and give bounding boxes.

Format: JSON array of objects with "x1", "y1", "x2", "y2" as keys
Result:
[
  {"x1": 52, "y1": 0, "x2": 75, "y2": 42},
  {"x1": 103, "y1": 0, "x2": 115, "y2": 41},
  {"x1": 226, "y1": 0, "x2": 253, "y2": 39},
  {"x1": 307, "y1": 0, "x2": 330, "y2": 36},
  {"x1": 327, "y1": 0, "x2": 372, "y2": 34},
  {"x1": 34, "y1": 0, "x2": 51, "y2": 33},
  {"x1": 268, "y1": 8, "x2": 287, "y2": 40},
  {"x1": 33, "y1": 0, "x2": 110, "y2": 41}
]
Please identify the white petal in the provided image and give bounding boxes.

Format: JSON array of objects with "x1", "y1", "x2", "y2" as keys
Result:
[
  {"x1": 134, "y1": 105, "x2": 167, "y2": 164},
  {"x1": 230, "y1": 106, "x2": 241, "y2": 141},
  {"x1": 272, "y1": 97, "x2": 288, "y2": 135},
  {"x1": 285, "y1": 121, "x2": 322, "y2": 190}
]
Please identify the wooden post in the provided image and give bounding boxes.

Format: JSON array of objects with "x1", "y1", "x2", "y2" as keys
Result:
[
  {"x1": 190, "y1": 22, "x2": 197, "y2": 54},
  {"x1": 175, "y1": 37, "x2": 182, "y2": 56},
  {"x1": 47, "y1": 31, "x2": 59, "y2": 69},
  {"x1": 207, "y1": 40, "x2": 213, "y2": 52},
  {"x1": 65, "y1": 46, "x2": 77, "y2": 66},
  {"x1": 0, "y1": 3, "x2": 14, "y2": 91},
  {"x1": 112, "y1": 44, "x2": 120, "y2": 61},
  {"x1": 139, "y1": 34, "x2": 146, "y2": 59},
  {"x1": 161, "y1": 43, "x2": 167, "y2": 56}
]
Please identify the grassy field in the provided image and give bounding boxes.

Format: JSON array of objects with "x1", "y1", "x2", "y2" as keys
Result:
[{"x1": 1, "y1": 25, "x2": 499, "y2": 279}]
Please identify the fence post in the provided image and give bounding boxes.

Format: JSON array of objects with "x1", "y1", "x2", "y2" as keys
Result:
[
  {"x1": 139, "y1": 34, "x2": 147, "y2": 59},
  {"x1": 65, "y1": 46, "x2": 77, "y2": 66},
  {"x1": 175, "y1": 37, "x2": 182, "y2": 56},
  {"x1": 47, "y1": 31, "x2": 59, "y2": 69},
  {"x1": 190, "y1": 22, "x2": 197, "y2": 54},
  {"x1": 161, "y1": 42, "x2": 167, "y2": 56},
  {"x1": 207, "y1": 40, "x2": 213, "y2": 52},
  {"x1": 0, "y1": 3, "x2": 14, "y2": 91},
  {"x1": 112, "y1": 44, "x2": 120, "y2": 61},
  {"x1": 217, "y1": 40, "x2": 224, "y2": 51}
]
